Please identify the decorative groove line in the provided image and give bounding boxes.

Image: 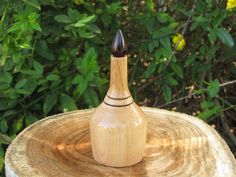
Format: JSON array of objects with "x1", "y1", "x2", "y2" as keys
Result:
[
  {"x1": 103, "y1": 101, "x2": 133, "y2": 107},
  {"x1": 106, "y1": 95, "x2": 131, "y2": 100}
]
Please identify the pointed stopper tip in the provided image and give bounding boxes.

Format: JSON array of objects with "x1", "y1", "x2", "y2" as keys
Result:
[{"x1": 111, "y1": 29, "x2": 127, "y2": 57}]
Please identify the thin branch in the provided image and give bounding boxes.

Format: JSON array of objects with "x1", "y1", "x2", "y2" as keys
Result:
[
  {"x1": 220, "y1": 80, "x2": 236, "y2": 87},
  {"x1": 158, "y1": 80, "x2": 236, "y2": 108},
  {"x1": 215, "y1": 100, "x2": 236, "y2": 146},
  {"x1": 159, "y1": 93, "x2": 195, "y2": 108}
]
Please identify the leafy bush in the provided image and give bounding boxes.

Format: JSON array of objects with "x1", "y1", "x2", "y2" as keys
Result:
[{"x1": 0, "y1": 0, "x2": 236, "y2": 174}]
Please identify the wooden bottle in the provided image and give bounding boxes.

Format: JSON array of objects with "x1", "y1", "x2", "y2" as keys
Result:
[{"x1": 90, "y1": 30, "x2": 147, "y2": 167}]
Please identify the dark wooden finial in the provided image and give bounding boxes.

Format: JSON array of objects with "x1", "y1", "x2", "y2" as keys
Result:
[{"x1": 111, "y1": 30, "x2": 127, "y2": 57}]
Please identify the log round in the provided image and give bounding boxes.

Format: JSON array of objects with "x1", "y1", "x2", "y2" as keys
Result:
[{"x1": 5, "y1": 107, "x2": 236, "y2": 177}]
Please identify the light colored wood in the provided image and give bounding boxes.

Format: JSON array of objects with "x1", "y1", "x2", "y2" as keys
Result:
[
  {"x1": 90, "y1": 55, "x2": 147, "y2": 167},
  {"x1": 91, "y1": 102, "x2": 147, "y2": 167},
  {"x1": 104, "y1": 56, "x2": 133, "y2": 105},
  {"x1": 5, "y1": 107, "x2": 236, "y2": 177},
  {"x1": 107, "y1": 56, "x2": 130, "y2": 98}
]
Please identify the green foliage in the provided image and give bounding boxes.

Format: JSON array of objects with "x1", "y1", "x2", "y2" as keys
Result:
[
  {"x1": 199, "y1": 100, "x2": 221, "y2": 120},
  {"x1": 0, "y1": 0, "x2": 235, "y2": 175},
  {"x1": 216, "y1": 28, "x2": 234, "y2": 47},
  {"x1": 43, "y1": 93, "x2": 57, "y2": 115},
  {"x1": 207, "y1": 79, "x2": 220, "y2": 98},
  {"x1": 60, "y1": 93, "x2": 77, "y2": 112}
]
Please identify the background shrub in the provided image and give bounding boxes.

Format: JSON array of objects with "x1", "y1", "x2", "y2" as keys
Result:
[{"x1": 0, "y1": 0, "x2": 236, "y2": 175}]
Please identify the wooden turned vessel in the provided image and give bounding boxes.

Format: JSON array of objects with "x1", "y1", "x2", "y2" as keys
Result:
[{"x1": 90, "y1": 30, "x2": 147, "y2": 167}]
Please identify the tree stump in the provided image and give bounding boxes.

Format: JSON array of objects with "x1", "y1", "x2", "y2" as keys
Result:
[{"x1": 5, "y1": 107, "x2": 236, "y2": 177}]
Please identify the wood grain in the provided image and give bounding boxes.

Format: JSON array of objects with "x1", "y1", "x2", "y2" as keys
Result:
[
  {"x1": 5, "y1": 107, "x2": 236, "y2": 177},
  {"x1": 91, "y1": 102, "x2": 147, "y2": 167},
  {"x1": 91, "y1": 55, "x2": 147, "y2": 167}
]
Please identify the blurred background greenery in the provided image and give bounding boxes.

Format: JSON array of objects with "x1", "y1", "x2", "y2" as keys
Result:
[{"x1": 0, "y1": 0, "x2": 236, "y2": 175}]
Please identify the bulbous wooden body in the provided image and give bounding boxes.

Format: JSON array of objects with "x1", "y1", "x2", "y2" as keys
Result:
[
  {"x1": 90, "y1": 102, "x2": 147, "y2": 167},
  {"x1": 90, "y1": 56, "x2": 147, "y2": 167}
]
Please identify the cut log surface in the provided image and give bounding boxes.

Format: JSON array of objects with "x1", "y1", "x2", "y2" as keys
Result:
[{"x1": 5, "y1": 107, "x2": 236, "y2": 177}]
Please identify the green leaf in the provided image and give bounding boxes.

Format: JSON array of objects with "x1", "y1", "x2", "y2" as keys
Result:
[
  {"x1": 101, "y1": 14, "x2": 111, "y2": 25},
  {"x1": 86, "y1": 72, "x2": 94, "y2": 82},
  {"x1": 16, "y1": 89, "x2": 31, "y2": 95},
  {"x1": 208, "y1": 29, "x2": 217, "y2": 44},
  {"x1": 36, "y1": 41, "x2": 55, "y2": 60},
  {"x1": 43, "y1": 94, "x2": 58, "y2": 115},
  {"x1": 18, "y1": 43, "x2": 31, "y2": 49},
  {"x1": 200, "y1": 101, "x2": 215, "y2": 109},
  {"x1": 0, "y1": 72, "x2": 12, "y2": 84},
  {"x1": 79, "y1": 79, "x2": 88, "y2": 94},
  {"x1": 3, "y1": 110, "x2": 16, "y2": 118},
  {"x1": 7, "y1": 22, "x2": 23, "y2": 33},
  {"x1": 171, "y1": 63, "x2": 183, "y2": 79},
  {"x1": 67, "y1": 8, "x2": 80, "y2": 19},
  {"x1": 157, "y1": 12, "x2": 169, "y2": 23},
  {"x1": 190, "y1": 22, "x2": 199, "y2": 31},
  {"x1": 46, "y1": 74, "x2": 59, "y2": 81},
  {"x1": 207, "y1": 79, "x2": 220, "y2": 98},
  {"x1": 194, "y1": 16, "x2": 209, "y2": 23},
  {"x1": 13, "y1": 52, "x2": 23, "y2": 65},
  {"x1": 15, "y1": 79, "x2": 27, "y2": 89},
  {"x1": 28, "y1": 12, "x2": 40, "y2": 21},
  {"x1": 60, "y1": 94, "x2": 77, "y2": 112},
  {"x1": 0, "y1": 146, "x2": 4, "y2": 156},
  {"x1": 72, "y1": 75, "x2": 83, "y2": 84},
  {"x1": 81, "y1": 48, "x2": 98, "y2": 73},
  {"x1": 0, "y1": 155, "x2": 3, "y2": 172},
  {"x1": 30, "y1": 21, "x2": 42, "y2": 31},
  {"x1": 160, "y1": 36, "x2": 171, "y2": 49},
  {"x1": 12, "y1": 117, "x2": 24, "y2": 134},
  {"x1": 198, "y1": 109, "x2": 215, "y2": 120},
  {"x1": 146, "y1": 0, "x2": 155, "y2": 12},
  {"x1": 79, "y1": 31, "x2": 96, "y2": 38},
  {"x1": 162, "y1": 85, "x2": 172, "y2": 102},
  {"x1": 0, "y1": 119, "x2": 8, "y2": 133},
  {"x1": 213, "y1": 10, "x2": 226, "y2": 27},
  {"x1": 196, "y1": 0, "x2": 206, "y2": 13},
  {"x1": 72, "y1": 15, "x2": 95, "y2": 27},
  {"x1": 193, "y1": 63, "x2": 211, "y2": 73},
  {"x1": 87, "y1": 24, "x2": 101, "y2": 34},
  {"x1": 33, "y1": 61, "x2": 44, "y2": 74},
  {"x1": 22, "y1": 0, "x2": 41, "y2": 10},
  {"x1": 21, "y1": 69, "x2": 41, "y2": 78},
  {"x1": 54, "y1": 15, "x2": 72, "y2": 23},
  {"x1": 84, "y1": 88, "x2": 99, "y2": 107},
  {"x1": 166, "y1": 76, "x2": 178, "y2": 86},
  {"x1": 198, "y1": 106, "x2": 221, "y2": 120},
  {"x1": 25, "y1": 113, "x2": 38, "y2": 126},
  {"x1": 22, "y1": 78, "x2": 38, "y2": 94},
  {"x1": 0, "y1": 100, "x2": 16, "y2": 111},
  {"x1": 216, "y1": 28, "x2": 234, "y2": 47},
  {"x1": 0, "y1": 133, "x2": 12, "y2": 145},
  {"x1": 144, "y1": 60, "x2": 157, "y2": 78},
  {"x1": 79, "y1": 15, "x2": 95, "y2": 24},
  {"x1": 206, "y1": 0, "x2": 213, "y2": 6},
  {"x1": 167, "y1": 22, "x2": 178, "y2": 30}
]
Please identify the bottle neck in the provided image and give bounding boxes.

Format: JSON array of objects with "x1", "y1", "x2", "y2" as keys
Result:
[{"x1": 107, "y1": 55, "x2": 130, "y2": 98}]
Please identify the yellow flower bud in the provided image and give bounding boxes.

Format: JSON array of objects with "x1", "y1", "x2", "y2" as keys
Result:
[
  {"x1": 226, "y1": 0, "x2": 236, "y2": 9},
  {"x1": 172, "y1": 33, "x2": 186, "y2": 51}
]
